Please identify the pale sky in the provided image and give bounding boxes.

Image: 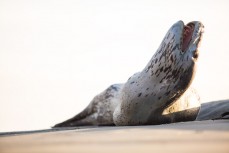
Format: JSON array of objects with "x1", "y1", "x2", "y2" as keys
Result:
[{"x1": 0, "y1": 0, "x2": 229, "y2": 132}]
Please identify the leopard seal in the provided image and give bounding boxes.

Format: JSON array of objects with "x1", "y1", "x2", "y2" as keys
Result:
[{"x1": 54, "y1": 20, "x2": 204, "y2": 127}]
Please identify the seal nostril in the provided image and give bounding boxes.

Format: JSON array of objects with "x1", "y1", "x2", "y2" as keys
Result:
[{"x1": 193, "y1": 51, "x2": 199, "y2": 59}]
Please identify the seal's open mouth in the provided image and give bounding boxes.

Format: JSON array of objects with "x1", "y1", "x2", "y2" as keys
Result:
[{"x1": 182, "y1": 23, "x2": 195, "y2": 52}]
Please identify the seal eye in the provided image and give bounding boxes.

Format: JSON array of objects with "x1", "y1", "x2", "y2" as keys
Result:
[{"x1": 182, "y1": 23, "x2": 194, "y2": 52}]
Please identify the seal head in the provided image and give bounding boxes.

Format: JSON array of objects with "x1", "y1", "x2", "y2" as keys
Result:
[{"x1": 113, "y1": 21, "x2": 204, "y2": 125}]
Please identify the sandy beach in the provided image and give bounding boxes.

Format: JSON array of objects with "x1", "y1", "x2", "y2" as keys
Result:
[{"x1": 0, "y1": 120, "x2": 228, "y2": 153}]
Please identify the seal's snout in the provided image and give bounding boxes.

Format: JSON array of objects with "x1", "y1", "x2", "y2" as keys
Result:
[{"x1": 187, "y1": 21, "x2": 204, "y2": 60}]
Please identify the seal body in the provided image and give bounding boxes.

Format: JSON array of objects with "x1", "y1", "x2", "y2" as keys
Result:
[
  {"x1": 54, "y1": 20, "x2": 204, "y2": 127},
  {"x1": 113, "y1": 21, "x2": 204, "y2": 125}
]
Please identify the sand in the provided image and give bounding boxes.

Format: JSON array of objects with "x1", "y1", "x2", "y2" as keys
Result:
[{"x1": 0, "y1": 120, "x2": 228, "y2": 153}]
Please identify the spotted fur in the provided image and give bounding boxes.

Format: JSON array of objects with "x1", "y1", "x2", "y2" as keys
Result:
[
  {"x1": 54, "y1": 20, "x2": 204, "y2": 127},
  {"x1": 54, "y1": 84, "x2": 122, "y2": 127},
  {"x1": 113, "y1": 20, "x2": 204, "y2": 125}
]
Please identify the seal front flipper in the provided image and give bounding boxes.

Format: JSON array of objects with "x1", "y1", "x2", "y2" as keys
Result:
[
  {"x1": 147, "y1": 87, "x2": 201, "y2": 124},
  {"x1": 53, "y1": 84, "x2": 122, "y2": 128}
]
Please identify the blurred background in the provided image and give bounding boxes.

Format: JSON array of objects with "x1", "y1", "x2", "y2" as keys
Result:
[{"x1": 0, "y1": 0, "x2": 228, "y2": 132}]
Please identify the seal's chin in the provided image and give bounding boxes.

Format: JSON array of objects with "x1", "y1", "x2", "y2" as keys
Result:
[{"x1": 181, "y1": 23, "x2": 195, "y2": 52}]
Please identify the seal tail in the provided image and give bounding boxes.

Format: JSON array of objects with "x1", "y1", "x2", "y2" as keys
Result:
[{"x1": 53, "y1": 107, "x2": 94, "y2": 128}]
